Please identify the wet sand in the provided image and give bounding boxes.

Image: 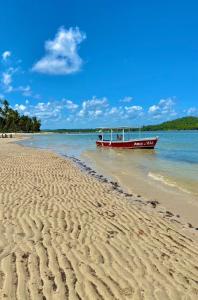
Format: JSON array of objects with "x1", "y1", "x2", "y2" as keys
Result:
[
  {"x1": 0, "y1": 138, "x2": 198, "y2": 299},
  {"x1": 83, "y1": 149, "x2": 198, "y2": 228}
]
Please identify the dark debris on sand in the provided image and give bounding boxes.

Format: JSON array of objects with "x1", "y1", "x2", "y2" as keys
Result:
[{"x1": 64, "y1": 155, "x2": 198, "y2": 233}]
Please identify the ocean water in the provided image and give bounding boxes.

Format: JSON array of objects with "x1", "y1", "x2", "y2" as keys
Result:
[{"x1": 20, "y1": 131, "x2": 198, "y2": 196}]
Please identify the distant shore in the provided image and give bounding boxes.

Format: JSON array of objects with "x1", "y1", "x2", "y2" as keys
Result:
[{"x1": 0, "y1": 137, "x2": 198, "y2": 299}]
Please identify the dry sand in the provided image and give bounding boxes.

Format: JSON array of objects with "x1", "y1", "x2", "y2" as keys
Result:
[{"x1": 0, "y1": 138, "x2": 198, "y2": 300}]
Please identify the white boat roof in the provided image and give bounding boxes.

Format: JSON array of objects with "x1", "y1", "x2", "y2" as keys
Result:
[{"x1": 96, "y1": 126, "x2": 136, "y2": 130}]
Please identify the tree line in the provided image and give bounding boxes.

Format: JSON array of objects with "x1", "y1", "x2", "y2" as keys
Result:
[
  {"x1": 43, "y1": 116, "x2": 198, "y2": 134},
  {"x1": 0, "y1": 99, "x2": 41, "y2": 132},
  {"x1": 142, "y1": 116, "x2": 198, "y2": 131}
]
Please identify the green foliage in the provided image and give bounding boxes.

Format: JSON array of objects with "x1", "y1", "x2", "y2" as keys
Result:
[
  {"x1": 42, "y1": 117, "x2": 198, "y2": 133},
  {"x1": 142, "y1": 117, "x2": 198, "y2": 131},
  {"x1": 42, "y1": 128, "x2": 100, "y2": 133},
  {"x1": 0, "y1": 99, "x2": 41, "y2": 133}
]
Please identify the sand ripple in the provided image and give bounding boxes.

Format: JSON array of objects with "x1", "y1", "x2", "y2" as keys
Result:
[{"x1": 0, "y1": 139, "x2": 198, "y2": 300}]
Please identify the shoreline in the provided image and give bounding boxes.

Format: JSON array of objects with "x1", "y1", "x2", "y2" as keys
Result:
[
  {"x1": 82, "y1": 149, "x2": 198, "y2": 228},
  {"x1": 68, "y1": 155, "x2": 198, "y2": 236},
  {"x1": 19, "y1": 132, "x2": 198, "y2": 228},
  {"x1": 0, "y1": 138, "x2": 198, "y2": 299},
  {"x1": 19, "y1": 135, "x2": 198, "y2": 234}
]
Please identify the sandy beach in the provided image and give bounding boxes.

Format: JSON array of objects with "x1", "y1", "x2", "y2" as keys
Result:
[
  {"x1": 0, "y1": 138, "x2": 198, "y2": 300},
  {"x1": 83, "y1": 149, "x2": 198, "y2": 228}
]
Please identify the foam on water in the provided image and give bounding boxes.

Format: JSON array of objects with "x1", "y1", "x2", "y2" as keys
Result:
[{"x1": 148, "y1": 172, "x2": 191, "y2": 194}]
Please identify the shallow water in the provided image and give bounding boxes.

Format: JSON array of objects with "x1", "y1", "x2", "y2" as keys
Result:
[{"x1": 20, "y1": 131, "x2": 198, "y2": 196}]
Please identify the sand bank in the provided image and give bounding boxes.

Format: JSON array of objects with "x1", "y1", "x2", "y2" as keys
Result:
[
  {"x1": 83, "y1": 150, "x2": 198, "y2": 228},
  {"x1": 0, "y1": 138, "x2": 198, "y2": 300}
]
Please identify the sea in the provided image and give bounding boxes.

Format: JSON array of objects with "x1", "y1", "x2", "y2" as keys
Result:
[{"x1": 19, "y1": 131, "x2": 198, "y2": 198}]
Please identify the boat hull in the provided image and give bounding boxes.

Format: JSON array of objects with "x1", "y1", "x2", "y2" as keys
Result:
[{"x1": 96, "y1": 137, "x2": 158, "y2": 149}]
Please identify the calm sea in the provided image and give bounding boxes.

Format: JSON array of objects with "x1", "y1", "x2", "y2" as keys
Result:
[{"x1": 20, "y1": 131, "x2": 198, "y2": 196}]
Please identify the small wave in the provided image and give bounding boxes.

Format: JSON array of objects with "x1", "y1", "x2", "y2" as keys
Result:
[{"x1": 148, "y1": 172, "x2": 191, "y2": 194}]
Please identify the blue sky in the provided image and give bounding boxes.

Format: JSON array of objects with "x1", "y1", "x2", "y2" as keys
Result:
[{"x1": 0, "y1": 0, "x2": 198, "y2": 129}]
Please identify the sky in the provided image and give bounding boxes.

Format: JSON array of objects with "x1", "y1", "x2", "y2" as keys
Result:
[{"x1": 0, "y1": 0, "x2": 198, "y2": 129}]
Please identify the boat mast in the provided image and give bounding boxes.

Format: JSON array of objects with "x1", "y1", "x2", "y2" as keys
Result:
[
  {"x1": 111, "y1": 129, "x2": 112, "y2": 142},
  {"x1": 123, "y1": 128, "x2": 125, "y2": 141}
]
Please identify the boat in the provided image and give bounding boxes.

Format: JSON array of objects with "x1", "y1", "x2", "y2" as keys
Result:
[{"x1": 96, "y1": 127, "x2": 158, "y2": 149}]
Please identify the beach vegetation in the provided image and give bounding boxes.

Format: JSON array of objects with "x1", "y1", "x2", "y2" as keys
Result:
[
  {"x1": 142, "y1": 116, "x2": 198, "y2": 131},
  {"x1": 41, "y1": 116, "x2": 198, "y2": 133},
  {"x1": 0, "y1": 99, "x2": 41, "y2": 132}
]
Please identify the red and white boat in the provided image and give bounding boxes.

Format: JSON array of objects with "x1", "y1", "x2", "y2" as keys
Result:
[{"x1": 96, "y1": 128, "x2": 158, "y2": 149}]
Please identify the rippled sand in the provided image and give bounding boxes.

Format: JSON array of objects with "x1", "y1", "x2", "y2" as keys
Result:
[{"x1": 0, "y1": 138, "x2": 198, "y2": 300}]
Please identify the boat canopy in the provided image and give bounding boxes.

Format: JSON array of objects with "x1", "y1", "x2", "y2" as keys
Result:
[
  {"x1": 96, "y1": 127, "x2": 136, "y2": 131},
  {"x1": 96, "y1": 127, "x2": 139, "y2": 142}
]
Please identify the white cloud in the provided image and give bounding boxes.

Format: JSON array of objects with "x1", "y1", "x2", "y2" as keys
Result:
[
  {"x1": 65, "y1": 99, "x2": 78, "y2": 110},
  {"x1": 0, "y1": 66, "x2": 22, "y2": 93},
  {"x1": 32, "y1": 27, "x2": 86, "y2": 75},
  {"x1": 2, "y1": 51, "x2": 11, "y2": 61},
  {"x1": 15, "y1": 104, "x2": 26, "y2": 112},
  {"x1": 1, "y1": 69, "x2": 14, "y2": 92},
  {"x1": 2, "y1": 72, "x2": 12, "y2": 86},
  {"x1": 18, "y1": 85, "x2": 32, "y2": 96},
  {"x1": 17, "y1": 99, "x2": 74, "y2": 121},
  {"x1": 148, "y1": 98, "x2": 176, "y2": 118},
  {"x1": 108, "y1": 107, "x2": 121, "y2": 115},
  {"x1": 125, "y1": 105, "x2": 143, "y2": 113},
  {"x1": 76, "y1": 98, "x2": 144, "y2": 122},
  {"x1": 78, "y1": 96, "x2": 108, "y2": 118},
  {"x1": 12, "y1": 95, "x2": 185, "y2": 128},
  {"x1": 148, "y1": 105, "x2": 159, "y2": 113},
  {"x1": 187, "y1": 107, "x2": 198, "y2": 116},
  {"x1": 29, "y1": 102, "x2": 60, "y2": 119},
  {"x1": 0, "y1": 53, "x2": 38, "y2": 98},
  {"x1": 76, "y1": 97, "x2": 144, "y2": 122},
  {"x1": 89, "y1": 109, "x2": 103, "y2": 118},
  {"x1": 120, "y1": 96, "x2": 133, "y2": 103}
]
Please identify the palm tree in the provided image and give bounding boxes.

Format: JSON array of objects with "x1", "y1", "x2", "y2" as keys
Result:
[{"x1": 0, "y1": 99, "x2": 41, "y2": 132}]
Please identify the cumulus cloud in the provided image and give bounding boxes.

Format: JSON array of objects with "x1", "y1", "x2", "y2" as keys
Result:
[
  {"x1": 120, "y1": 96, "x2": 133, "y2": 103},
  {"x1": 148, "y1": 105, "x2": 159, "y2": 113},
  {"x1": 0, "y1": 55, "x2": 33, "y2": 97},
  {"x1": 1, "y1": 69, "x2": 34, "y2": 96},
  {"x1": 1, "y1": 68, "x2": 15, "y2": 92},
  {"x1": 148, "y1": 98, "x2": 176, "y2": 119},
  {"x1": 65, "y1": 99, "x2": 78, "y2": 110},
  {"x1": 2, "y1": 72, "x2": 12, "y2": 86},
  {"x1": 32, "y1": 27, "x2": 86, "y2": 75},
  {"x1": 0, "y1": 50, "x2": 41, "y2": 100},
  {"x1": 76, "y1": 97, "x2": 145, "y2": 123},
  {"x1": 15, "y1": 104, "x2": 26, "y2": 112},
  {"x1": 28, "y1": 102, "x2": 61, "y2": 120},
  {"x1": 0, "y1": 57, "x2": 39, "y2": 98},
  {"x1": 187, "y1": 107, "x2": 198, "y2": 116},
  {"x1": 14, "y1": 98, "x2": 78, "y2": 122},
  {"x1": 18, "y1": 85, "x2": 32, "y2": 96},
  {"x1": 2, "y1": 50, "x2": 11, "y2": 61},
  {"x1": 13, "y1": 95, "x2": 184, "y2": 128},
  {"x1": 78, "y1": 97, "x2": 108, "y2": 118},
  {"x1": 107, "y1": 107, "x2": 122, "y2": 115},
  {"x1": 125, "y1": 105, "x2": 143, "y2": 113},
  {"x1": 89, "y1": 109, "x2": 103, "y2": 118}
]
